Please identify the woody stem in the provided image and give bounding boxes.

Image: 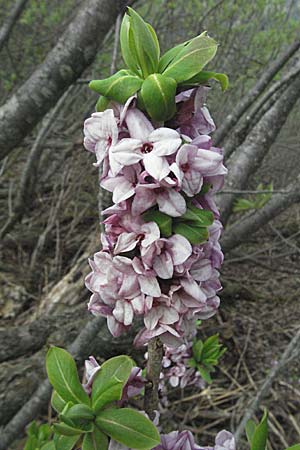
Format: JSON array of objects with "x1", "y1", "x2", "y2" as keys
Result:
[{"x1": 144, "y1": 337, "x2": 164, "y2": 420}]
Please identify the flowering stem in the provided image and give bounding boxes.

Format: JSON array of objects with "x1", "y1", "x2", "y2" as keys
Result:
[{"x1": 144, "y1": 337, "x2": 164, "y2": 420}]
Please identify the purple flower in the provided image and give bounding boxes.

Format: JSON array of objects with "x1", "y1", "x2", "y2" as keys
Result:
[
  {"x1": 198, "y1": 431, "x2": 236, "y2": 450},
  {"x1": 111, "y1": 108, "x2": 182, "y2": 180},
  {"x1": 82, "y1": 356, "x2": 101, "y2": 394},
  {"x1": 154, "y1": 430, "x2": 202, "y2": 450},
  {"x1": 83, "y1": 109, "x2": 119, "y2": 168},
  {"x1": 175, "y1": 87, "x2": 216, "y2": 138}
]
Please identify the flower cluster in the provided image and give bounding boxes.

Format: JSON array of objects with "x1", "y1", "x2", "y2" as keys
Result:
[
  {"x1": 161, "y1": 343, "x2": 204, "y2": 389},
  {"x1": 84, "y1": 87, "x2": 226, "y2": 347},
  {"x1": 108, "y1": 430, "x2": 235, "y2": 450}
]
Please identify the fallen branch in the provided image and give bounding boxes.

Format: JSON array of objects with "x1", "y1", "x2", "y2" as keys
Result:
[
  {"x1": 220, "y1": 74, "x2": 300, "y2": 225},
  {"x1": 234, "y1": 327, "x2": 300, "y2": 443},
  {"x1": 221, "y1": 174, "x2": 300, "y2": 253},
  {"x1": 213, "y1": 39, "x2": 300, "y2": 146}
]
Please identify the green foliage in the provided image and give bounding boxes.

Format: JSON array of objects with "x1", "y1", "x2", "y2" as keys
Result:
[
  {"x1": 142, "y1": 210, "x2": 173, "y2": 237},
  {"x1": 143, "y1": 201, "x2": 214, "y2": 245},
  {"x1": 89, "y1": 70, "x2": 143, "y2": 104},
  {"x1": 24, "y1": 421, "x2": 53, "y2": 450},
  {"x1": 91, "y1": 355, "x2": 134, "y2": 413},
  {"x1": 233, "y1": 183, "x2": 273, "y2": 213},
  {"x1": 162, "y1": 32, "x2": 218, "y2": 82},
  {"x1": 245, "y1": 410, "x2": 300, "y2": 450},
  {"x1": 96, "y1": 408, "x2": 160, "y2": 449},
  {"x1": 188, "y1": 335, "x2": 226, "y2": 384},
  {"x1": 89, "y1": 7, "x2": 224, "y2": 122},
  {"x1": 44, "y1": 347, "x2": 159, "y2": 450},
  {"x1": 46, "y1": 347, "x2": 91, "y2": 406},
  {"x1": 139, "y1": 73, "x2": 177, "y2": 121}
]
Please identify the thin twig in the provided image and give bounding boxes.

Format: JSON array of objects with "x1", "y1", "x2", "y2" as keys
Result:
[{"x1": 234, "y1": 327, "x2": 300, "y2": 443}]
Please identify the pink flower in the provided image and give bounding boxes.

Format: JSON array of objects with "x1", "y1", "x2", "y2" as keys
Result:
[
  {"x1": 101, "y1": 165, "x2": 141, "y2": 204},
  {"x1": 111, "y1": 108, "x2": 182, "y2": 180},
  {"x1": 83, "y1": 109, "x2": 119, "y2": 169},
  {"x1": 114, "y1": 221, "x2": 160, "y2": 255},
  {"x1": 142, "y1": 235, "x2": 192, "y2": 279},
  {"x1": 199, "y1": 431, "x2": 236, "y2": 450},
  {"x1": 154, "y1": 430, "x2": 202, "y2": 450},
  {"x1": 132, "y1": 182, "x2": 186, "y2": 217},
  {"x1": 175, "y1": 87, "x2": 216, "y2": 138},
  {"x1": 82, "y1": 356, "x2": 101, "y2": 394}
]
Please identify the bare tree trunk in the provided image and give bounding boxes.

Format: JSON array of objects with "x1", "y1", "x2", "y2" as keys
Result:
[
  {"x1": 220, "y1": 74, "x2": 300, "y2": 225},
  {"x1": 213, "y1": 39, "x2": 300, "y2": 146},
  {"x1": 0, "y1": 0, "x2": 132, "y2": 161},
  {"x1": 0, "y1": 0, "x2": 29, "y2": 52},
  {"x1": 221, "y1": 174, "x2": 300, "y2": 253}
]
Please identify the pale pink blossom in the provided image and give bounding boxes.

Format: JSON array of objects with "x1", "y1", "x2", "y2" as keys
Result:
[{"x1": 111, "y1": 108, "x2": 182, "y2": 180}]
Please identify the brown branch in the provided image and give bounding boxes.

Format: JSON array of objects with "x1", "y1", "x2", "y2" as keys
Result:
[
  {"x1": 221, "y1": 174, "x2": 300, "y2": 253},
  {"x1": 213, "y1": 39, "x2": 300, "y2": 146},
  {"x1": 0, "y1": 0, "x2": 30, "y2": 52},
  {"x1": 0, "y1": 0, "x2": 134, "y2": 161},
  {"x1": 223, "y1": 58, "x2": 300, "y2": 159},
  {"x1": 144, "y1": 337, "x2": 164, "y2": 420},
  {"x1": 0, "y1": 86, "x2": 74, "y2": 240},
  {"x1": 220, "y1": 74, "x2": 300, "y2": 225}
]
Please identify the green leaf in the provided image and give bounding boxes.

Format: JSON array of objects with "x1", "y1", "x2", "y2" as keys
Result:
[
  {"x1": 96, "y1": 96, "x2": 110, "y2": 112},
  {"x1": 163, "y1": 32, "x2": 218, "y2": 83},
  {"x1": 40, "y1": 442, "x2": 56, "y2": 450},
  {"x1": 192, "y1": 340, "x2": 204, "y2": 362},
  {"x1": 46, "y1": 347, "x2": 90, "y2": 406},
  {"x1": 251, "y1": 409, "x2": 268, "y2": 450},
  {"x1": 96, "y1": 408, "x2": 160, "y2": 449},
  {"x1": 127, "y1": 7, "x2": 160, "y2": 77},
  {"x1": 246, "y1": 419, "x2": 256, "y2": 445},
  {"x1": 38, "y1": 424, "x2": 52, "y2": 442},
  {"x1": 233, "y1": 198, "x2": 255, "y2": 212},
  {"x1": 120, "y1": 13, "x2": 141, "y2": 75},
  {"x1": 173, "y1": 222, "x2": 209, "y2": 244},
  {"x1": 53, "y1": 422, "x2": 84, "y2": 437},
  {"x1": 64, "y1": 404, "x2": 95, "y2": 422},
  {"x1": 142, "y1": 210, "x2": 172, "y2": 237},
  {"x1": 178, "y1": 206, "x2": 214, "y2": 227},
  {"x1": 89, "y1": 70, "x2": 143, "y2": 105},
  {"x1": 82, "y1": 428, "x2": 109, "y2": 450},
  {"x1": 198, "y1": 366, "x2": 212, "y2": 384},
  {"x1": 51, "y1": 391, "x2": 68, "y2": 414},
  {"x1": 92, "y1": 355, "x2": 133, "y2": 413},
  {"x1": 53, "y1": 434, "x2": 80, "y2": 450},
  {"x1": 139, "y1": 73, "x2": 176, "y2": 121},
  {"x1": 24, "y1": 436, "x2": 38, "y2": 450},
  {"x1": 285, "y1": 445, "x2": 300, "y2": 450},
  {"x1": 158, "y1": 41, "x2": 190, "y2": 73},
  {"x1": 181, "y1": 70, "x2": 229, "y2": 91},
  {"x1": 27, "y1": 421, "x2": 39, "y2": 437}
]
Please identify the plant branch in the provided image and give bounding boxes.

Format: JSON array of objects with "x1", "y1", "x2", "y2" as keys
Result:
[{"x1": 144, "y1": 337, "x2": 164, "y2": 420}]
